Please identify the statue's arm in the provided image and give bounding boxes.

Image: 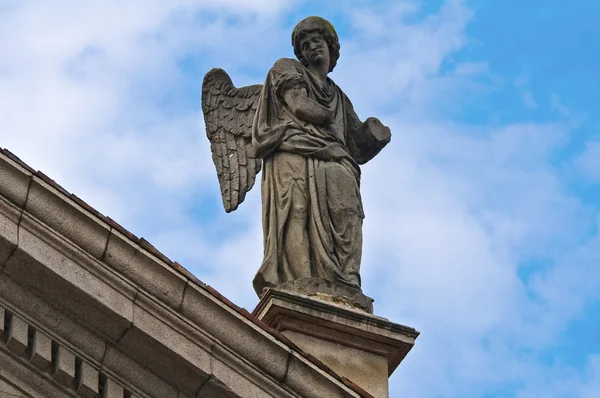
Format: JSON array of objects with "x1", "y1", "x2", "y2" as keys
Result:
[
  {"x1": 283, "y1": 88, "x2": 333, "y2": 125},
  {"x1": 345, "y1": 98, "x2": 391, "y2": 164}
]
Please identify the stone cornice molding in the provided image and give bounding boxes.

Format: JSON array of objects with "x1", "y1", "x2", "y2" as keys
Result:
[{"x1": 0, "y1": 151, "x2": 365, "y2": 398}]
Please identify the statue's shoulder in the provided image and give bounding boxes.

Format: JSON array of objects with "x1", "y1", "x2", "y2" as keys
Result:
[{"x1": 270, "y1": 58, "x2": 304, "y2": 73}]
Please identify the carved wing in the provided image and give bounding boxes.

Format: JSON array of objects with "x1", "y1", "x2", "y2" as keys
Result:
[{"x1": 202, "y1": 68, "x2": 263, "y2": 213}]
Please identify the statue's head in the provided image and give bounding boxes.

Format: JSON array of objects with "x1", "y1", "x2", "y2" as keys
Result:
[{"x1": 292, "y1": 16, "x2": 340, "y2": 72}]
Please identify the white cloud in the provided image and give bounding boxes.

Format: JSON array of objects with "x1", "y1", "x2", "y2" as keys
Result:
[
  {"x1": 0, "y1": 0, "x2": 291, "y2": 226},
  {"x1": 515, "y1": 75, "x2": 537, "y2": 108},
  {"x1": 322, "y1": 1, "x2": 598, "y2": 396},
  {"x1": 551, "y1": 93, "x2": 573, "y2": 117},
  {"x1": 522, "y1": 91, "x2": 538, "y2": 108},
  {"x1": 359, "y1": 115, "x2": 596, "y2": 395},
  {"x1": 576, "y1": 141, "x2": 600, "y2": 183},
  {"x1": 335, "y1": 0, "x2": 473, "y2": 117}
]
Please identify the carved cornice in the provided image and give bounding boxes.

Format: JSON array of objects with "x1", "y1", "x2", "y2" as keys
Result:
[
  {"x1": 1, "y1": 305, "x2": 136, "y2": 397},
  {"x1": 0, "y1": 151, "x2": 364, "y2": 397}
]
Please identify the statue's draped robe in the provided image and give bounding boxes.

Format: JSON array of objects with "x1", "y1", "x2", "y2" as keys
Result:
[{"x1": 252, "y1": 58, "x2": 369, "y2": 296}]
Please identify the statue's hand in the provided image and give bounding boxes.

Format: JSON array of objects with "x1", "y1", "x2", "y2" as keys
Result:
[
  {"x1": 363, "y1": 117, "x2": 391, "y2": 143},
  {"x1": 348, "y1": 117, "x2": 391, "y2": 164}
]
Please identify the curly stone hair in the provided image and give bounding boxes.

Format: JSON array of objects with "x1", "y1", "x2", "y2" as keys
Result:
[{"x1": 291, "y1": 16, "x2": 340, "y2": 72}]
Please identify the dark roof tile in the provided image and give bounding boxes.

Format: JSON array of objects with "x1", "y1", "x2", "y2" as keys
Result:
[
  {"x1": 173, "y1": 262, "x2": 203, "y2": 284},
  {"x1": 139, "y1": 237, "x2": 172, "y2": 265},
  {"x1": 36, "y1": 170, "x2": 71, "y2": 197},
  {"x1": 1, "y1": 148, "x2": 36, "y2": 173},
  {"x1": 105, "y1": 216, "x2": 139, "y2": 243},
  {"x1": 70, "y1": 194, "x2": 106, "y2": 220}
]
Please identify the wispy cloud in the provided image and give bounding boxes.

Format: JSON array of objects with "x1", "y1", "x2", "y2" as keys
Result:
[
  {"x1": 576, "y1": 141, "x2": 600, "y2": 183},
  {"x1": 0, "y1": 0, "x2": 291, "y2": 223}
]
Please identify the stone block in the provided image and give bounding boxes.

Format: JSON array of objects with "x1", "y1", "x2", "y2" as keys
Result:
[
  {"x1": 278, "y1": 277, "x2": 373, "y2": 313},
  {"x1": 103, "y1": 378, "x2": 124, "y2": 398},
  {"x1": 197, "y1": 376, "x2": 239, "y2": 398},
  {"x1": 5, "y1": 221, "x2": 134, "y2": 341},
  {"x1": 104, "y1": 229, "x2": 187, "y2": 310},
  {"x1": 181, "y1": 283, "x2": 291, "y2": 382},
  {"x1": 6, "y1": 313, "x2": 28, "y2": 356},
  {"x1": 0, "y1": 347, "x2": 70, "y2": 397},
  {"x1": 254, "y1": 289, "x2": 420, "y2": 398},
  {"x1": 117, "y1": 297, "x2": 211, "y2": 395},
  {"x1": 25, "y1": 177, "x2": 110, "y2": 259},
  {"x1": 77, "y1": 360, "x2": 99, "y2": 398},
  {"x1": 0, "y1": 197, "x2": 19, "y2": 268},
  {"x1": 52, "y1": 343, "x2": 76, "y2": 386},
  {"x1": 285, "y1": 330, "x2": 388, "y2": 398},
  {"x1": 285, "y1": 352, "x2": 347, "y2": 398},
  {"x1": 0, "y1": 306, "x2": 5, "y2": 340},
  {"x1": 209, "y1": 342, "x2": 295, "y2": 398},
  {"x1": 30, "y1": 329, "x2": 52, "y2": 371},
  {"x1": 0, "y1": 274, "x2": 107, "y2": 362},
  {"x1": 102, "y1": 345, "x2": 179, "y2": 398},
  {"x1": 0, "y1": 154, "x2": 32, "y2": 208},
  {"x1": 0, "y1": 378, "x2": 28, "y2": 398}
]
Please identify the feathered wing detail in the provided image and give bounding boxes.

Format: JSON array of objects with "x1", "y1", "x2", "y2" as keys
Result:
[{"x1": 202, "y1": 68, "x2": 263, "y2": 213}]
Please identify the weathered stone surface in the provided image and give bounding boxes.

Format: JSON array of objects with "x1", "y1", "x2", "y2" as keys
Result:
[
  {"x1": 52, "y1": 343, "x2": 76, "y2": 386},
  {"x1": 181, "y1": 283, "x2": 291, "y2": 382},
  {"x1": 0, "y1": 306, "x2": 5, "y2": 340},
  {"x1": 6, "y1": 313, "x2": 28, "y2": 356},
  {"x1": 102, "y1": 345, "x2": 179, "y2": 398},
  {"x1": 285, "y1": 352, "x2": 348, "y2": 398},
  {"x1": 25, "y1": 177, "x2": 110, "y2": 260},
  {"x1": 0, "y1": 274, "x2": 107, "y2": 362},
  {"x1": 104, "y1": 229, "x2": 187, "y2": 310},
  {"x1": 285, "y1": 330, "x2": 388, "y2": 398},
  {"x1": 4, "y1": 219, "x2": 135, "y2": 341},
  {"x1": 30, "y1": 329, "x2": 52, "y2": 371},
  {"x1": 0, "y1": 154, "x2": 32, "y2": 208},
  {"x1": 210, "y1": 343, "x2": 295, "y2": 398},
  {"x1": 0, "y1": 348, "x2": 71, "y2": 397},
  {"x1": 254, "y1": 289, "x2": 420, "y2": 398},
  {"x1": 197, "y1": 376, "x2": 240, "y2": 398},
  {"x1": 278, "y1": 277, "x2": 374, "y2": 313},
  {"x1": 101, "y1": 377, "x2": 124, "y2": 398},
  {"x1": 0, "y1": 377, "x2": 31, "y2": 398},
  {"x1": 76, "y1": 360, "x2": 99, "y2": 398},
  {"x1": 103, "y1": 379, "x2": 124, "y2": 398},
  {"x1": 0, "y1": 197, "x2": 19, "y2": 268},
  {"x1": 117, "y1": 296, "x2": 211, "y2": 395}
]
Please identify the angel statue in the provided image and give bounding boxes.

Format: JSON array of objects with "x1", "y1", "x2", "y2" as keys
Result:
[{"x1": 202, "y1": 16, "x2": 391, "y2": 312}]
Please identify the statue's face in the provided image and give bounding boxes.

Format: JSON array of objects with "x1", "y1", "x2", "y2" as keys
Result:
[{"x1": 299, "y1": 32, "x2": 330, "y2": 71}]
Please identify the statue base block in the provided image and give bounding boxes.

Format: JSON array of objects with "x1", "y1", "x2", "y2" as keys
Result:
[
  {"x1": 277, "y1": 277, "x2": 374, "y2": 313},
  {"x1": 253, "y1": 289, "x2": 419, "y2": 398}
]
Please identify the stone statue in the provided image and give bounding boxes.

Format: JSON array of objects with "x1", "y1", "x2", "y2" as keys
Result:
[{"x1": 202, "y1": 16, "x2": 391, "y2": 311}]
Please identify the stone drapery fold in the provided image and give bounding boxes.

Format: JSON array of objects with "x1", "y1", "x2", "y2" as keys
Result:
[{"x1": 252, "y1": 58, "x2": 367, "y2": 296}]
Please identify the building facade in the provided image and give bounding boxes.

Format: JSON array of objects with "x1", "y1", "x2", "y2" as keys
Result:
[{"x1": 0, "y1": 149, "x2": 370, "y2": 397}]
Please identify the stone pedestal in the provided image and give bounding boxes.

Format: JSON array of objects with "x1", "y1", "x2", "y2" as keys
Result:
[{"x1": 253, "y1": 289, "x2": 419, "y2": 398}]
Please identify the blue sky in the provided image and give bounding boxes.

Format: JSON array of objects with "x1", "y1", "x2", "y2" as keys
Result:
[{"x1": 1, "y1": 1, "x2": 599, "y2": 397}]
